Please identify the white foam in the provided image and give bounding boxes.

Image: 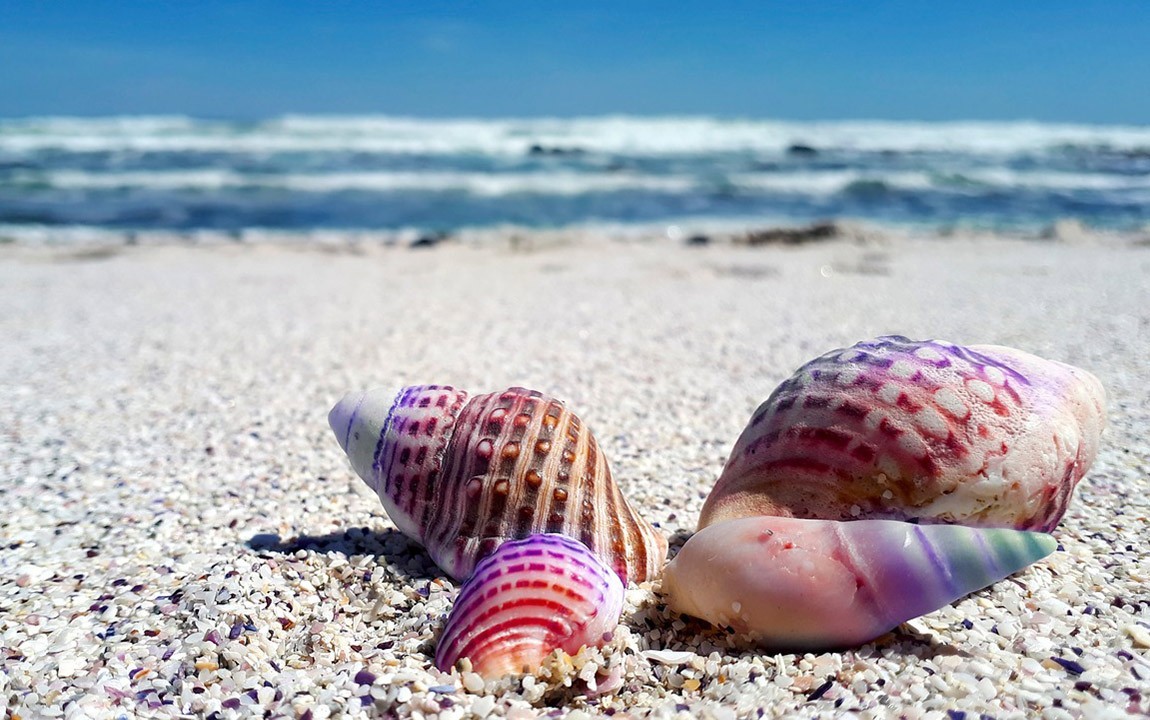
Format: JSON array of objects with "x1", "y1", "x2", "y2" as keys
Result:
[
  {"x1": 4, "y1": 115, "x2": 1150, "y2": 156},
  {"x1": 27, "y1": 169, "x2": 696, "y2": 195},
  {"x1": 20, "y1": 165, "x2": 1150, "y2": 200}
]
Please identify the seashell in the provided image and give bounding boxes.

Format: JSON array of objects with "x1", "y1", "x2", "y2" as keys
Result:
[
  {"x1": 665, "y1": 336, "x2": 1104, "y2": 649},
  {"x1": 662, "y1": 515, "x2": 1056, "y2": 649},
  {"x1": 699, "y1": 335, "x2": 1106, "y2": 533},
  {"x1": 434, "y1": 533, "x2": 624, "y2": 678},
  {"x1": 329, "y1": 385, "x2": 667, "y2": 583}
]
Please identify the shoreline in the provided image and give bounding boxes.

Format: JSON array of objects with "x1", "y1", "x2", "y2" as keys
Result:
[
  {"x1": 2, "y1": 215, "x2": 1149, "y2": 254},
  {"x1": 2, "y1": 233, "x2": 1148, "y2": 718}
]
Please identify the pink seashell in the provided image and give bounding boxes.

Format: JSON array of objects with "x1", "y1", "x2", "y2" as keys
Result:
[
  {"x1": 434, "y1": 534, "x2": 624, "y2": 678},
  {"x1": 663, "y1": 515, "x2": 1056, "y2": 649},
  {"x1": 699, "y1": 336, "x2": 1106, "y2": 532},
  {"x1": 329, "y1": 385, "x2": 667, "y2": 583},
  {"x1": 665, "y1": 336, "x2": 1104, "y2": 649}
]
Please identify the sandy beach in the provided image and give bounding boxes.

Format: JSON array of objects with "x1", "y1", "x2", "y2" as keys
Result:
[{"x1": 2, "y1": 232, "x2": 1149, "y2": 719}]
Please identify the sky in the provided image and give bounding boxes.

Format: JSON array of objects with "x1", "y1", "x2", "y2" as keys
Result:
[{"x1": 1, "y1": 1, "x2": 1148, "y2": 123}]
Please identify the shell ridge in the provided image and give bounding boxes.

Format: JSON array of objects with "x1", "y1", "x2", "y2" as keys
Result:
[
  {"x1": 434, "y1": 534, "x2": 624, "y2": 677},
  {"x1": 575, "y1": 421, "x2": 600, "y2": 556},
  {"x1": 423, "y1": 387, "x2": 471, "y2": 535},
  {"x1": 425, "y1": 392, "x2": 491, "y2": 576},
  {"x1": 599, "y1": 453, "x2": 632, "y2": 581},
  {"x1": 555, "y1": 405, "x2": 581, "y2": 539},
  {"x1": 536, "y1": 401, "x2": 567, "y2": 535},
  {"x1": 474, "y1": 392, "x2": 520, "y2": 548},
  {"x1": 370, "y1": 387, "x2": 405, "y2": 497},
  {"x1": 501, "y1": 393, "x2": 539, "y2": 541}
]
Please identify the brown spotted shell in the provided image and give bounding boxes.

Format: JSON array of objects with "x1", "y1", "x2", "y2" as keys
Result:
[{"x1": 329, "y1": 385, "x2": 667, "y2": 583}]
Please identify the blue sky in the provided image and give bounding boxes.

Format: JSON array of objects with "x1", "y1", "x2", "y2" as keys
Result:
[{"x1": 1, "y1": 1, "x2": 1147, "y2": 122}]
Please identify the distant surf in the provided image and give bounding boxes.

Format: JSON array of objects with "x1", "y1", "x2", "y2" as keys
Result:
[{"x1": 2, "y1": 115, "x2": 1148, "y2": 241}]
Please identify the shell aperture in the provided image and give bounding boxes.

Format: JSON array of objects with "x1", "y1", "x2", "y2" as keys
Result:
[{"x1": 663, "y1": 515, "x2": 1056, "y2": 649}]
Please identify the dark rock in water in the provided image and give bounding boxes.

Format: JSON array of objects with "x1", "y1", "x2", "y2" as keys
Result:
[
  {"x1": 685, "y1": 234, "x2": 711, "y2": 247},
  {"x1": 787, "y1": 144, "x2": 819, "y2": 157},
  {"x1": 738, "y1": 221, "x2": 840, "y2": 246},
  {"x1": 528, "y1": 144, "x2": 585, "y2": 156},
  {"x1": 410, "y1": 231, "x2": 451, "y2": 249}
]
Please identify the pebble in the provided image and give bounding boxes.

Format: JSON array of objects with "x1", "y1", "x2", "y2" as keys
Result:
[
  {"x1": 644, "y1": 650, "x2": 698, "y2": 665},
  {"x1": 470, "y1": 695, "x2": 495, "y2": 717},
  {"x1": 1126, "y1": 625, "x2": 1150, "y2": 649}
]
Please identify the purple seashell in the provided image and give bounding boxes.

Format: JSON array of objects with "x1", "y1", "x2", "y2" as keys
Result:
[{"x1": 665, "y1": 336, "x2": 1105, "y2": 651}]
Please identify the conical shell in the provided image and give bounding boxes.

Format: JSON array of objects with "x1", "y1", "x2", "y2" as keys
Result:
[
  {"x1": 435, "y1": 533, "x2": 624, "y2": 678},
  {"x1": 663, "y1": 515, "x2": 1056, "y2": 649},
  {"x1": 699, "y1": 336, "x2": 1106, "y2": 532},
  {"x1": 329, "y1": 385, "x2": 667, "y2": 583}
]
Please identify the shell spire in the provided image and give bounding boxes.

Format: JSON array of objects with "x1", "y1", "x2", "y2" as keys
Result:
[
  {"x1": 329, "y1": 385, "x2": 667, "y2": 583},
  {"x1": 699, "y1": 336, "x2": 1106, "y2": 532},
  {"x1": 435, "y1": 534, "x2": 624, "y2": 678},
  {"x1": 663, "y1": 516, "x2": 1056, "y2": 650}
]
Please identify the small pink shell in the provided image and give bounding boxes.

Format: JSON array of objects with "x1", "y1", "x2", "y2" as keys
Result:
[{"x1": 435, "y1": 534, "x2": 624, "y2": 678}]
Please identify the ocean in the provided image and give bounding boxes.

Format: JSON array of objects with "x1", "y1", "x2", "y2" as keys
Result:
[{"x1": 1, "y1": 115, "x2": 1148, "y2": 243}]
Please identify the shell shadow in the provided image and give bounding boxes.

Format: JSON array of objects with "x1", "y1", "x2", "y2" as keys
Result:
[
  {"x1": 246, "y1": 526, "x2": 444, "y2": 582},
  {"x1": 666, "y1": 528, "x2": 692, "y2": 555}
]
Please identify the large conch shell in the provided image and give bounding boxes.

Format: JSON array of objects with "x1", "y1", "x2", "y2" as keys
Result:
[
  {"x1": 435, "y1": 533, "x2": 624, "y2": 678},
  {"x1": 329, "y1": 385, "x2": 667, "y2": 583},
  {"x1": 665, "y1": 336, "x2": 1105, "y2": 649}
]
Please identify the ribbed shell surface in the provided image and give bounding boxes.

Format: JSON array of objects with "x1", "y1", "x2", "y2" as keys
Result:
[
  {"x1": 332, "y1": 384, "x2": 668, "y2": 584},
  {"x1": 419, "y1": 387, "x2": 666, "y2": 583},
  {"x1": 371, "y1": 385, "x2": 470, "y2": 541},
  {"x1": 699, "y1": 336, "x2": 1105, "y2": 532},
  {"x1": 434, "y1": 533, "x2": 624, "y2": 678}
]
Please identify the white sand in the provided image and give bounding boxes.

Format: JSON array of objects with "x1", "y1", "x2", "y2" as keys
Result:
[{"x1": 2, "y1": 235, "x2": 1149, "y2": 718}]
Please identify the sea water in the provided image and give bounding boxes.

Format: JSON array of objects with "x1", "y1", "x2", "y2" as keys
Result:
[{"x1": 1, "y1": 115, "x2": 1148, "y2": 242}]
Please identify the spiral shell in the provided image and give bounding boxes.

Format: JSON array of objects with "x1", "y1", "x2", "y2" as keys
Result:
[
  {"x1": 663, "y1": 515, "x2": 1055, "y2": 649},
  {"x1": 435, "y1": 534, "x2": 624, "y2": 678},
  {"x1": 699, "y1": 336, "x2": 1106, "y2": 532},
  {"x1": 329, "y1": 385, "x2": 667, "y2": 583}
]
